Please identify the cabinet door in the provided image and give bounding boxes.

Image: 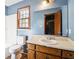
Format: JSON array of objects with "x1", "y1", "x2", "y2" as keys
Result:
[
  {"x1": 28, "y1": 50, "x2": 35, "y2": 59},
  {"x1": 62, "y1": 58, "x2": 72, "y2": 59},
  {"x1": 36, "y1": 52, "x2": 46, "y2": 59},
  {"x1": 36, "y1": 52, "x2": 61, "y2": 59},
  {"x1": 47, "y1": 54, "x2": 61, "y2": 59}
]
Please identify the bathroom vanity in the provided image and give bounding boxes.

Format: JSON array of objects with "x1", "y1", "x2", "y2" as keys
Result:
[{"x1": 27, "y1": 35, "x2": 74, "y2": 59}]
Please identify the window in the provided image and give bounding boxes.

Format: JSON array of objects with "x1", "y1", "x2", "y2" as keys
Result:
[{"x1": 17, "y1": 6, "x2": 30, "y2": 29}]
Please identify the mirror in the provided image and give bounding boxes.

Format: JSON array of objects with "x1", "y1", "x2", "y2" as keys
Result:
[
  {"x1": 33, "y1": 7, "x2": 68, "y2": 37},
  {"x1": 44, "y1": 10, "x2": 61, "y2": 35}
]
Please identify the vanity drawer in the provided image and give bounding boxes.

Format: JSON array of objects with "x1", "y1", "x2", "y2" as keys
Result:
[
  {"x1": 36, "y1": 52, "x2": 61, "y2": 59},
  {"x1": 36, "y1": 45, "x2": 61, "y2": 56},
  {"x1": 27, "y1": 44, "x2": 35, "y2": 50},
  {"x1": 62, "y1": 50, "x2": 74, "y2": 59}
]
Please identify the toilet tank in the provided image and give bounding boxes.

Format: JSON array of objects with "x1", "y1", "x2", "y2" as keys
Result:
[
  {"x1": 16, "y1": 36, "x2": 26, "y2": 45},
  {"x1": 16, "y1": 36, "x2": 28, "y2": 53}
]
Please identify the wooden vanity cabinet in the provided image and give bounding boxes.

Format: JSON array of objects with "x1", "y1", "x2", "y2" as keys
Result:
[{"x1": 27, "y1": 43, "x2": 74, "y2": 59}]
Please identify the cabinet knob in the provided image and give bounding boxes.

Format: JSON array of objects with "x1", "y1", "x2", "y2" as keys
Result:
[{"x1": 67, "y1": 53, "x2": 72, "y2": 56}]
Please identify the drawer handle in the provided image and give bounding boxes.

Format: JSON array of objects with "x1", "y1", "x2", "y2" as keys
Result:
[
  {"x1": 67, "y1": 53, "x2": 72, "y2": 56},
  {"x1": 56, "y1": 50, "x2": 59, "y2": 52}
]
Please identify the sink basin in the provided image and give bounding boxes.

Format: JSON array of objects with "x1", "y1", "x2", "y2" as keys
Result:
[{"x1": 40, "y1": 39, "x2": 58, "y2": 45}]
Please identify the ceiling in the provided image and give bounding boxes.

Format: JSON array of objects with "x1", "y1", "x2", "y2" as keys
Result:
[{"x1": 5, "y1": 0, "x2": 23, "y2": 6}]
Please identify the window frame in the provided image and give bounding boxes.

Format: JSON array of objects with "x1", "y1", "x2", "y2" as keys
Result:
[{"x1": 17, "y1": 6, "x2": 30, "y2": 29}]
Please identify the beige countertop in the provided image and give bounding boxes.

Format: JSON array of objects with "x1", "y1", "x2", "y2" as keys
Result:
[{"x1": 27, "y1": 35, "x2": 74, "y2": 51}]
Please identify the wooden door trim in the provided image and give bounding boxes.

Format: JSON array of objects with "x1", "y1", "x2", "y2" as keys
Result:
[{"x1": 54, "y1": 10, "x2": 62, "y2": 35}]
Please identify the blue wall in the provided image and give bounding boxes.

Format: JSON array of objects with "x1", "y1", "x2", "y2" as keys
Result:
[
  {"x1": 5, "y1": 0, "x2": 74, "y2": 40},
  {"x1": 61, "y1": 5, "x2": 68, "y2": 36},
  {"x1": 68, "y1": 0, "x2": 74, "y2": 40}
]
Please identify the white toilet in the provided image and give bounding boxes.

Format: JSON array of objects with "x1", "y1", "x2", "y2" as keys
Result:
[{"x1": 9, "y1": 36, "x2": 26, "y2": 59}]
